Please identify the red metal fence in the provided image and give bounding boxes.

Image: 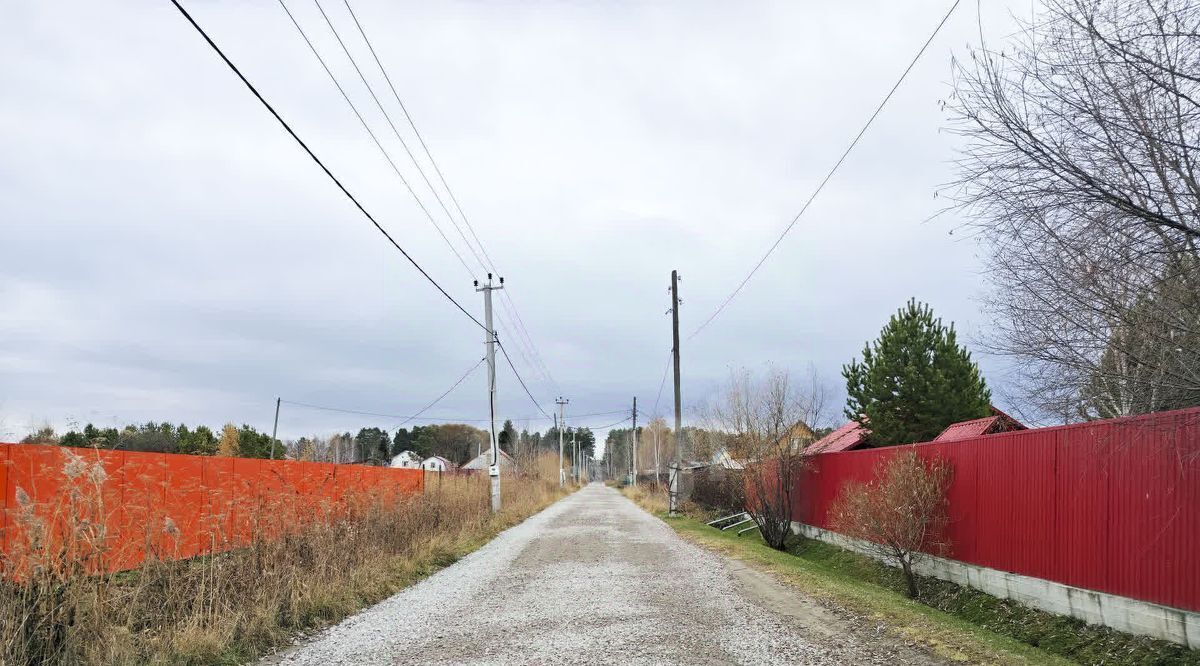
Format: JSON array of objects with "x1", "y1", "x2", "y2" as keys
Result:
[
  {"x1": 794, "y1": 407, "x2": 1200, "y2": 613},
  {"x1": 0, "y1": 444, "x2": 424, "y2": 575}
]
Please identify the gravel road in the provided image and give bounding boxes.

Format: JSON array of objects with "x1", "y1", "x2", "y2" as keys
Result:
[{"x1": 263, "y1": 483, "x2": 942, "y2": 665}]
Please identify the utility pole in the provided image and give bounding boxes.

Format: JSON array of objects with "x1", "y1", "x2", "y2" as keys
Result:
[
  {"x1": 669, "y1": 269, "x2": 683, "y2": 515},
  {"x1": 572, "y1": 430, "x2": 578, "y2": 483},
  {"x1": 270, "y1": 397, "x2": 280, "y2": 460},
  {"x1": 476, "y1": 274, "x2": 504, "y2": 513},
  {"x1": 653, "y1": 425, "x2": 661, "y2": 485},
  {"x1": 556, "y1": 397, "x2": 569, "y2": 486},
  {"x1": 631, "y1": 397, "x2": 638, "y2": 487}
]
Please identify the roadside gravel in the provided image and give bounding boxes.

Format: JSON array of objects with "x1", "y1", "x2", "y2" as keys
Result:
[{"x1": 261, "y1": 483, "x2": 943, "y2": 665}]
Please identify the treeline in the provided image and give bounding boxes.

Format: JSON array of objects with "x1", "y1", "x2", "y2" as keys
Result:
[
  {"x1": 18, "y1": 419, "x2": 596, "y2": 468},
  {"x1": 21, "y1": 422, "x2": 282, "y2": 459}
]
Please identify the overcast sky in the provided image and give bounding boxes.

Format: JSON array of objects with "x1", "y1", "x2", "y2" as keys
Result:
[{"x1": 1, "y1": 1, "x2": 1026, "y2": 450}]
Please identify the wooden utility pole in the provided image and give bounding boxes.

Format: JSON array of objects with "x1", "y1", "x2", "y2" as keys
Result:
[
  {"x1": 669, "y1": 269, "x2": 683, "y2": 515},
  {"x1": 270, "y1": 397, "x2": 281, "y2": 460}
]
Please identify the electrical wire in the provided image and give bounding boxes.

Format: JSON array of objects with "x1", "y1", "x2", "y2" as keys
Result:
[
  {"x1": 276, "y1": 0, "x2": 477, "y2": 279},
  {"x1": 396, "y1": 357, "x2": 487, "y2": 427},
  {"x1": 590, "y1": 415, "x2": 633, "y2": 431},
  {"x1": 340, "y1": 0, "x2": 560, "y2": 393},
  {"x1": 497, "y1": 339, "x2": 552, "y2": 418},
  {"x1": 689, "y1": 0, "x2": 963, "y2": 339},
  {"x1": 650, "y1": 350, "x2": 673, "y2": 417},
  {"x1": 168, "y1": 0, "x2": 485, "y2": 331},
  {"x1": 281, "y1": 400, "x2": 484, "y2": 423}
]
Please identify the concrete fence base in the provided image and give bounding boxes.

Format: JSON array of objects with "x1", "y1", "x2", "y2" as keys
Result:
[{"x1": 791, "y1": 522, "x2": 1199, "y2": 649}]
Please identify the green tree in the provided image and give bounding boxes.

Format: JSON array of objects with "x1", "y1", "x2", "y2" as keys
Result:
[
  {"x1": 392, "y1": 427, "x2": 414, "y2": 456},
  {"x1": 177, "y1": 424, "x2": 217, "y2": 456},
  {"x1": 353, "y1": 427, "x2": 391, "y2": 464},
  {"x1": 237, "y1": 424, "x2": 280, "y2": 459},
  {"x1": 500, "y1": 420, "x2": 518, "y2": 453},
  {"x1": 412, "y1": 426, "x2": 437, "y2": 458},
  {"x1": 572, "y1": 427, "x2": 596, "y2": 456},
  {"x1": 843, "y1": 299, "x2": 991, "y2": 446}
]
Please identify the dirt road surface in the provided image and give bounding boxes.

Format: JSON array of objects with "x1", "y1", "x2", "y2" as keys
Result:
[{"x1": 263, "y1": 483, "x2": 941, "y2": 665}]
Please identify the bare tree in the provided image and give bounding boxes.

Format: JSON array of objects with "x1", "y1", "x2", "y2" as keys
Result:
[
  {"x1": 946, "y1": 0, "x2": 1200, "y2": 421},
  {"x1": 830, "y1": 449, "x2": 952, "y2": 598},
  {"x1": 706, "y1": 367, "x2": 831, "y2": 550}
]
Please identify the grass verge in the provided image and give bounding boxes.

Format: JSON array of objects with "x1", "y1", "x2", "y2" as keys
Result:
[{"x1": 621, "y1": 487, "x2": 1198, "y2": 666}]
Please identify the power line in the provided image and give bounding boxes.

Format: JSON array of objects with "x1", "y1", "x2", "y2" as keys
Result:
[
  {"x1": 298, "y1": 0, "x2": 557, "y2": 399},
  {"x1": 340, "y1": 0, "x2": 560, "y2": 393},
  {"x1": 396, "y1": 357, "x2": 487, "y2": 427},
  {"x1": 276, "y1": 0, "x2": 477, "y2": 278},
  {"x1": 281, "y1": 400, "x2": 480, "y2": 423},
  {"x1": 591, "y1": 415, "x2": 633, "y2": 431},
  {"x1": 283, "y1": 354, "x2": 484, "y2": 427},
  {"x1": 324, "y1": 0, "x2": 485, "y2": 276},
  {"x1": 689, "y1": 0, "x2": 963, "y2": 339},
  {"x1": 169, "y1": 0, "x2": 485, "y2": 331},
  {"x1": 341, "y1": 0, "x2": 497, "y2": 276},
  {"x1": 280, "y1": 398, "x2": 623, "y2": 425},
  {"x1": 497, "y1": 339, "x2": 552, "y2": 418},
  {"x1": 650, "y1": 350, "x2": 672, "y2": 417}
]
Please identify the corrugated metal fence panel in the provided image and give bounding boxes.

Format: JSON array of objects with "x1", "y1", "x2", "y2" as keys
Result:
[
  {"x1": 1105, "y1": 411, "x2": 1200, "y2": 610},
  {"x1": 930, "y1": 440, "x2": 978, "y2": 563},
  {"x1": 1, "y1": 445, "x2": 428, "y2": 576},
  {"x1": 973, "y1": 430, "x2": 1058, "y2": 578},
  {"x1": 798, "y1": 407, "x2": 1200, "y2": 613},
  {"x1": 1054, "y1": 423, "x2": 1110, "y2": 594},
  {"x1": 161, "y1": 452, "x2": 207, "y2": 562},
  {"x1": 0, "y1": 446, "x2": 10, "y2": 560}
]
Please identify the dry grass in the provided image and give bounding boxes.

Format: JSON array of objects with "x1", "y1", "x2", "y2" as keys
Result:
[{"x1": 1, "y1": 453, "x2": 571, "y2": 665}]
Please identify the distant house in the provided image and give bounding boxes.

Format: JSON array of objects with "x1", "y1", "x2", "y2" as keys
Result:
[
  {"x1": 420, "y1": 456, "x2": 455, "y2": 472},
  {"x1": 389, "y1": 450, "x2": 423, "y2": 469},
  {"x1": 781, "y1": 421, "x2": 816, "y2": 451},
  {"x1": 460, "y1": 447, "x2": 515, "y2": 472}
]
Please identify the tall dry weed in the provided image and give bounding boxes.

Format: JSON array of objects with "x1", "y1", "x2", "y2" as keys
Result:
[{"x1": 0, "y1": 452, "x2": 568, "y2": 665}]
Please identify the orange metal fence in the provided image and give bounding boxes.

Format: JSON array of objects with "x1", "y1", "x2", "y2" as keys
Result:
[{"x1": 0, "y1": 444, "x2": 424, "y2": 575}]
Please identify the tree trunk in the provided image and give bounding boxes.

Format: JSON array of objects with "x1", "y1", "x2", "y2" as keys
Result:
[{"x1": 899, "y1": 558, "x2": 918, "y2": 598}]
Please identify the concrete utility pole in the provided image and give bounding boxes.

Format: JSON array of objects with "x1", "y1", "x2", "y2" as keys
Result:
[
  {"x1": 476, "y1": 274, "x2": 504, "y2": 513},
  {"x1": 669, "y1": 269, "x2": 683, "y2": 515},
  {"x1": 572, "y1": 431, "x2": 579, "y2": 483},
  {"x1": 270, "y1": 397, "x2": 281, "y2": 460},
  {"x1": 556, "y1": 397, "x2": 569, "y2": 486},
  {"x1": 653, "y1": 426, "x2": 661, "y2": 485},
  {"x1": 631, "y1": 397, "x2": 638, "y2": 487}
]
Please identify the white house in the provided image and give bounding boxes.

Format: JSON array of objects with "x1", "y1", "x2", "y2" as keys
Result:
[
  {"x1": 460, "y1": 447, "x2": 515, "y2": 472},
  {"x1": 420, "y1": 455, "x2": 455, "y2": 472},
  {"x1": 389, "y1": 450, "x2": 423, "y2": 469}
]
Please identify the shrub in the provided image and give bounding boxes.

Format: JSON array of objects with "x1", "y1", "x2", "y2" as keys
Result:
[{"x1": 830, "y1": 448, "x2": 952, "y2": 598}]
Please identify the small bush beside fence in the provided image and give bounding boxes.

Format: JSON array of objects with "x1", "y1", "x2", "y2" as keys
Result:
[{"x1": 794, "y1": 407, "x2": 1200, "y2": 615}]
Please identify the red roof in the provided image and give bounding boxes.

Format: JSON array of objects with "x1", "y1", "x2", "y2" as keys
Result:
[
  {"x1": 933, "y1": 409, "x2": 1026, "y2": 442},
  {"x1": 806, "y1": 420, "x2": 869, "y2": 454}
]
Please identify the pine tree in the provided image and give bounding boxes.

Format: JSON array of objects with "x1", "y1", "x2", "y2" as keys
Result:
[{"x1": 843, "y1": 299, "x2": 991, "y2": 446}]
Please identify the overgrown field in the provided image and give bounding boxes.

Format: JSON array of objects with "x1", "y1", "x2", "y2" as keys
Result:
[
  {"x1": 621, "y1": 485, "x2": 1198, "y2": 666},
  {"x1": 1, "y1": 454, "x2": 571, "y2": 665}
]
